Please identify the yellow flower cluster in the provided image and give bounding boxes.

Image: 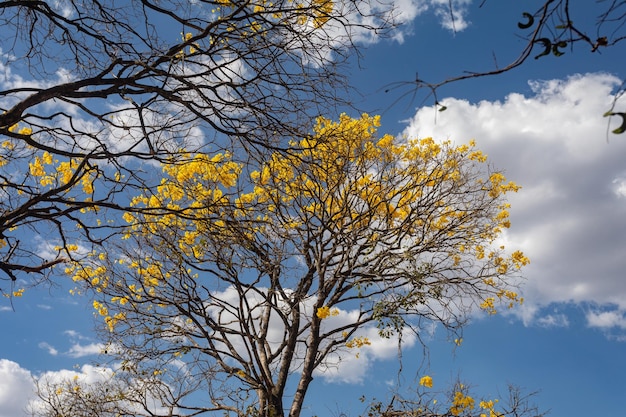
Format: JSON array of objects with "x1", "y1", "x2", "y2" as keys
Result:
[
  {"x1": 6, "y1": 122, "x2": 32, "y2": 136},
  {"x1": 345, "y1": 336, "x2": 370, "y2": 349},
  {"x1": 480, "y1": 297, "x2": 497, "y2": 315},
  {"x1": 479, "y1": 399, "x2": 502, "y2": 417},
  {"x1": 3, "y1": 288, "x2": 25, "y2": 298},
  {"x1": 316, "y1": 306, "x2": 339, "y2": 319},
  {"x1": 26, "y1": 149, "x2": 97, "y2": 195},
  {"x1": 488, "y1": 172, "x2": 521, "y2": 198},
  {"x1": 176, "y1": 32, "x2": 199, "y2": 58},
  {"x1": 93, "y1": 300, "x2": 108, "y2": 317},
  {"x1": 104, "y1": 312, "x2": 127, "y2": 332},
  {"x1": 93, "y1": 300, "x2": 126, "y2": 331},
  {"x1": 450, "y1": 391, "x2": 475, "y2": 416},
  {"x1": 479, "y1": 277, "x2": 525, "y2": 314},
  {"x1": 312, "y1": 0, "x2": 333, "y2": 28},
  {"x1": 419, "y1": 375, "x2": 433, "y2": 388}
]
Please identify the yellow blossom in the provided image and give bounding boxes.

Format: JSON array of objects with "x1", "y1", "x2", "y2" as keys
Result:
[
  {"x1": 316, "y1": 306, "x2": 339, "y2": 319},
  {"x1": 419, "y1": 375, "x2": 433, "y2": 388},
  {"x1": 450, "y1": 391, "x2": 475, "y2": 416},
  {"x1": 345, "y1": 336, "x2": 370, "y2": 349},
  {"x1": 18, "y1": 126, "x2": 32, "y2": 135},
  {"x1": 480, "y1": 297, "x2": 496, "y2": 314},
  {"x1": 29, "y1": 157, "x2": 45, "y2": 177},
  {"x1": 41, "y1": 152, "x2": 53, "y2": 164}
]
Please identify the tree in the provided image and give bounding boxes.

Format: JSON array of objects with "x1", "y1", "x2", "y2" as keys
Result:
[
  {"x1": 0, "y1": 0, "x2": 393, "y2": 292},
  {"x1": 57, "y1": 114, "x2": 529, "y2": 417}
]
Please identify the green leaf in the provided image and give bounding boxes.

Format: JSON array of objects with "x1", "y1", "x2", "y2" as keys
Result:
[
  {"x1": 552, "y1": 41, "x2": 567, "y2": 56},
  {"x1": 608, "y1": 112, "x2": 626, "y2": 134},
  {"x1": 554, "y1": 20, "x2": 573, "y2": 30}
]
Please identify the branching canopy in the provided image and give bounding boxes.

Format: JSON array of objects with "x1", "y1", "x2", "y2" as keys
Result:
[
  {"x1": 64, "y1": 114, "x2": 528, "y2": 417},
  {"x1": 0, "y1": 0, "x2": 393, "y2": 290}
]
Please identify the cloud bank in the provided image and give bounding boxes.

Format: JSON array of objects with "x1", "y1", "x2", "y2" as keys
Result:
[{"x1": 402, "y1": 72, "x2": 626, "y2": 331}]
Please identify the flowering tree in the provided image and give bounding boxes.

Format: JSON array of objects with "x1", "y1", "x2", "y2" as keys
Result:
[
  {"x1": 54, "y1": 114, "x2": 529, "y2": 417},
  {"x1": 0, "y1": 0, "x2": 392, "y2": 293}
]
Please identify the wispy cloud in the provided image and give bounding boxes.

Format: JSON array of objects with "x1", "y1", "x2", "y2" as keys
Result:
[
  {"x1": 63, "y1": 329, "x2": 90, "y2": 340},
  {"x1": 430, "y1": 0, "x2": 473, "y2": 31},
  {"x1": 536, "y1": 313, "x2": 570, "y2": 328},
  {"x1": 38, "y1": 342, "x2": 59, "y2": 356},
  {"x1": 59, "y1": 331, "x2": 105, "y2": 357},
  {"x1": 66, "y1": 343, "x2": 104, "y2": 358}
]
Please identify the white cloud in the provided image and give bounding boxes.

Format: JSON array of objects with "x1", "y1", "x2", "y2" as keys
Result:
[
  {"x1": 66, "y1": 342, "x2": 105, "y2": 358},
  {"x1": 315, "y1": 325, "x2": 417, "y2": 384},
  {"x1": 536, "y1": 313, "x2": 570, "y2": 328},
  {"x1": 430, "y1": 0, "x2": 473, "y2": 31},
  {"x1": 0, "y1": 361, "x2": 121, "y2": 417},
  {"x1": 63, "y1": 329, "x2": 83, "y2": 339},
  {"x1": 55, "y1": 330, "x2": 105, "y2": 357},
  {"x1": 0, "y1": 361, "x2": 172, "y2": 417},
  {"x1": 38, "y1": 342, "x2": 59, "y2": 356},
  {"x1": 279, "y1": 0, "x2": 468, "y2": 63},
  {"x1": 29, "y1": 364, "x2": 178, "y2": 417},
  {"x1": 204, "y1": 286, "x2": 416, "y2": 384},
  {"x1": 586, "y1": 309, "x2": 626, "y2": 329},
  {"x1": 0, "y1": 359, "x2": 35, "y2": 417},
  {"x1": 36, "y1": 364, "x2": 113, "y2": 387},
  {"x1": 402, "y1": 72, "x2": 626, "y2": 328}
]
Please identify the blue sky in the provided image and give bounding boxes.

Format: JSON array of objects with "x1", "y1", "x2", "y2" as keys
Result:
[{"x1": 2, "y1": 1, "x2": 626, "y2": 416}]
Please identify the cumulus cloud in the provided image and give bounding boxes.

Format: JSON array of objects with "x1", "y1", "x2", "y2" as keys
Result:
[
  {"x1": 0, "y1": 361, "x2": 174, "y2": 417},
  {"x1": 402, "y1": 72, "x2": 626, "y2": 329},
  {"x1": 0, "y1": 360, "x2": 35, "y2": 417},
  {"x1": 205, "y1": 286, "x2": 416, "y2": 384},
  {"x1": 315, "y1": 325, "x2": 417, "y2": 384}
]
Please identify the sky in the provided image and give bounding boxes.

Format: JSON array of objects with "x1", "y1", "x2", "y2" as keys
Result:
[{"x1": 2, "y1": 0, "x2": 626, "y2": 416}]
